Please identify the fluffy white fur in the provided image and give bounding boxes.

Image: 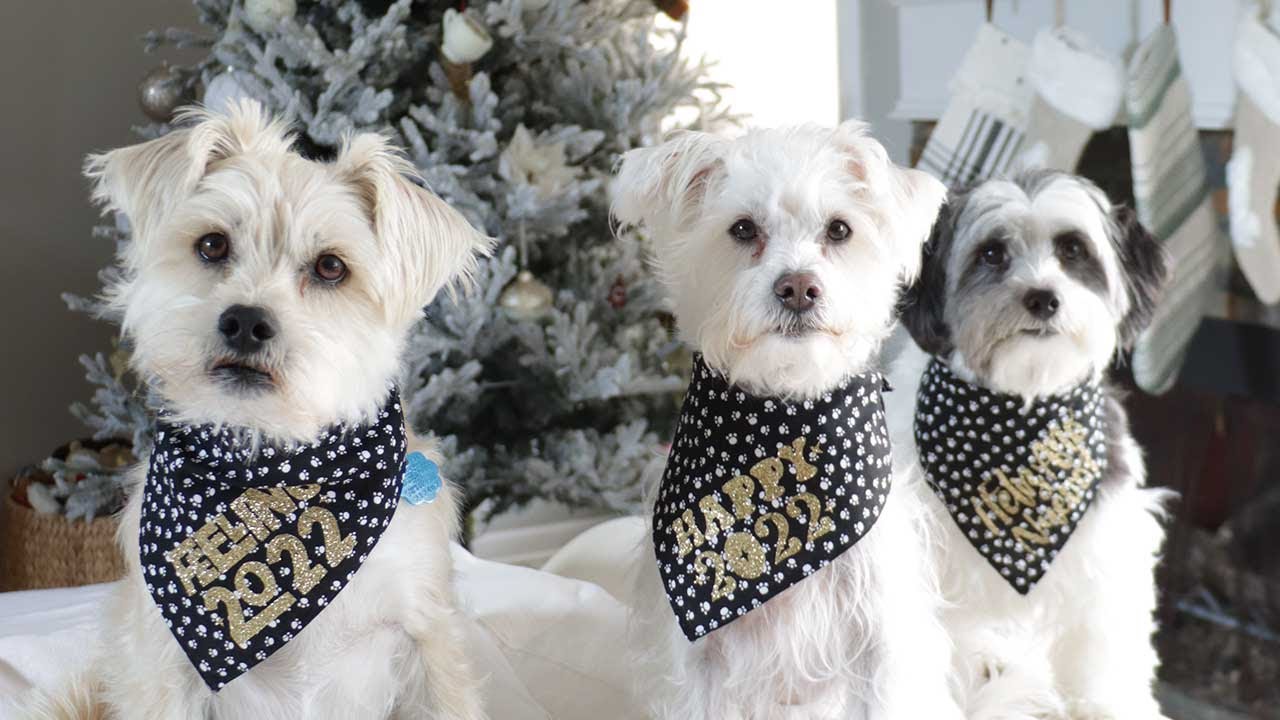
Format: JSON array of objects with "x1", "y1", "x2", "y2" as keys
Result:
[
  {"x1": 890, "y1": 173, "x2": 1172, "y2": 720},
  {"x1": 25, "y1": 100, "x2": 491, "y2": 719},
  {"x1": 613, "y1": 121, "x2": 963, "y2": 720}
]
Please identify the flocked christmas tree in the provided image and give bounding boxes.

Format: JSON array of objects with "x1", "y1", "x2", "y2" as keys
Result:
[{"x1": 67, "y1": 0, "x2": 726, "y2": 520}]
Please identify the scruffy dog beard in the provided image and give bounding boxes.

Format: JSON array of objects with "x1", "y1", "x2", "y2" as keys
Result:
[
  {"x1": 894, "y1": 169, "x2": 1172, "y2": 720},
  {"x1": 613, "y1": 121, "x2": 967, "y2": 720},
  {"x1": 30, "y1": 100, "x2": 495, "y2": 720}
]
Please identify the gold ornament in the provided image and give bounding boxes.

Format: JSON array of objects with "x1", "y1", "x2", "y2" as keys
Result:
[{"x1": 499, "y1": 270, "x2": 554, "y2": 320}]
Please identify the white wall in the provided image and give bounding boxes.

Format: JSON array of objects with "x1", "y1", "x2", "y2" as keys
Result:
[
  {"x1": 0, "y1": 1, "x2": 200, "y2": 478},
  {"x1": 681, "y1": 0, "x2": 841, "y2": 129}
]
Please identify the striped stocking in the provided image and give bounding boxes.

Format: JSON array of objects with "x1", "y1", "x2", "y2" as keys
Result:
[
  {"x1": 1126, "y1": 25, "x2": 1227, "y2": 394},
  {"x1": 916, "y1": 24, "x2": 1031, "y2": 188}
]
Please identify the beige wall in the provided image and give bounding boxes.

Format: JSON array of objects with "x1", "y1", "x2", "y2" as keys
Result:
[{"x1": 0, "y1": 1, "x2": 199, "y2": 477}]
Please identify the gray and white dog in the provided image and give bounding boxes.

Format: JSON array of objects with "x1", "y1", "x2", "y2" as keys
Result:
[{"x1": 886, "y1": 169, "x2": 1173, "y2": 720}]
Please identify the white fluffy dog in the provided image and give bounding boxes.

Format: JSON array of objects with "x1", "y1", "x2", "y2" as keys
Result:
[
  {"x1": 890, "y1": 170, "x2": 1172, "y2": 720},
  {"x1": 29, "y1": 101, "x2": 490, "y2": 719},
  {"x1": 612, "y1": 122, "x2": 963, "y2": 720}
]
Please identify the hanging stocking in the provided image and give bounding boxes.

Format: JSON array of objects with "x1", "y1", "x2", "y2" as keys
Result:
[
  {"x1": 1227, "y1": 13, "x2": 1280, "y2": 305},
  {"x1": 915, "y1": 23, "x2": 1031, "y2": 188},
  {"x1": 1017, "y1": 27, "x2": 1123, "y2": 172},
  {"x1": 1126, "y1": 24, "x2": 1227, "y2": 394}
]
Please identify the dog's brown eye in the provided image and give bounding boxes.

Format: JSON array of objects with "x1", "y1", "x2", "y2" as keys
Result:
[
  {"x1": 729, "y1": 219, "x2": 759, "y2": 243},
  {"x1": 1055, "y1": 232, "x2": 1087, "y2": 262},
  {"x1": 979, "y1": 242, "x2": 1007, "y2": 267},
  {"x1": 314, "y1": 254, "x2": 348, "y2": 283},
  {"x1": 826, "y1": 220, "x2": 851, "y2": 243},
  {"x1": 196, "y1": 233, "x2": 230, "y2": 263}
]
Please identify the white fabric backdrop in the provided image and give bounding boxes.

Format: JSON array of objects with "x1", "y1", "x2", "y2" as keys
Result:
[{"x1": 0, "y1": 518, "x2": 650, "y2": 720}]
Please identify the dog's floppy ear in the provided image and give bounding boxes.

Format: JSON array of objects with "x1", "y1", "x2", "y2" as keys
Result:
[
  {"x1": 831, "y1": 120, "x2": 946, "y2": 281},
  {"x1": 898, "y1": 197, "x2": 956, "y2": 357},
  {"x1": 887, "y1": 165, "x2": 948, "y2": 281},
  {"x1": 611, "y1": 131, "x2": 727, "y2": 230},
  {"x1": 84, "y1": 99, "x2": 292, "y2": 259},
  {"x1": 334, "y1": 132, "x2": 494, "y2": 318},
  {"x1": 1111, "y1": 204, "x2": 1168, "y2": 349}
]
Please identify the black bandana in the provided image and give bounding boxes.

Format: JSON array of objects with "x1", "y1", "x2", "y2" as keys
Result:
[
  {"x1": 653, "y1": 354, "x2": 894, "y2": 641},
  {"x1": 140, "y1": 391, "x2": 407, "y2": 690},
  {"x1": 914, "y1": 359, "x2": 1107, "y2": 594}
]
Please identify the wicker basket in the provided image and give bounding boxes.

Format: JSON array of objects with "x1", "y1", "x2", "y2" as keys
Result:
[
  {"x1": 0, "y1": 495, "x2": 124, "y2": 591},
  {"x1": 1, "y1": 437, "x2": 129, "y2": 592}
]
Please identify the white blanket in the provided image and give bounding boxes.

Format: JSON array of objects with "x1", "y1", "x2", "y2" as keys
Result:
[{"x1": 0, "y1": 518, "x2": 650, "y2": 720}]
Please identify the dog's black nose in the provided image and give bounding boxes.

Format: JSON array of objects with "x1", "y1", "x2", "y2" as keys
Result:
[
  {"x1": 218, "y1": 304, "x2": 276, "y2": 355},
  {"x1": 1022, "y1": 289, "x2": 1060, "y2": 320},
  {"x1": 773, "y1": 272, "x2": 822, "y2": 313}
]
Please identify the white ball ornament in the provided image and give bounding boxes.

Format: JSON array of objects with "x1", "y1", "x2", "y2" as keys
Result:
[
  {"x1": 202, "y1": 71, "x2": 250, "y2": 113},
  {"x1": 244, "y1": 0, "x2": 296, "y2": 34},
  {"x1": 441, "y1": 8, "x2": 494, "y2": 64},
  {"x1": 440, "y1": 9, "x2": 494, "y2": 100}
]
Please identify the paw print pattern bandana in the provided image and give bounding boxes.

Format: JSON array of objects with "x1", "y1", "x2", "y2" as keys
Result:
[
  {"x1": 914, "y1": 359, "x2": 1107, "y2": 594},
  {"x1": 140, "y1": 391, "x2": 406, "y2": 690},
  {"x1": 653, "y1": 354, "x2": 893, "y2": 641}
]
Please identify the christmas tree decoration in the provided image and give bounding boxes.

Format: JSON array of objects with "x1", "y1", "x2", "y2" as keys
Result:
[
  {"x1": 72, "y1": 0, "x2": 723, "y2": 519},
  {"x1": 915, "y1": 23, "x2": 1031, "y2": 187},
  {"x1": 659, "y1": 341, "x2": 693, "y2": 379},
  {"x1": 1226, "y1": 13, "x2": 1280, "y2": 305},
  {"x1": 440, "y1": 8, "x2": 493, "y2": 100},
  {"x1": 243, "y1": 0, "x2": 296, "y2": 34},
  {"x1": 1018, "y1": 27, "x2": 1122, "y2": 172},
  {"x1": 499, "y1": 124, "x2": 576, "y2": 198},
  {"x1": 607, "y1": 275, "x2": 627, "y2": 309},
  {"x1": 1126, "y1": 24, "x2": 1227, "y2": 394},
  {"x1": 16, "y1": 440, "x2": 136, "y2": 521},
  {"x1": 202, "y1": 69, "x2": 252, "y2": 113},
  {"x1": 137, "y1": 64, "x2": 192, "y2": 122},
  {"x1": 499, "y1": 270, "x2": 554, "y2": 320},
  {"x1": 107, "y1": 336, "x2": 130, "y2": 381},
  {"x1": 653, "y1": 0, "x2": 688, "y2": 21}
]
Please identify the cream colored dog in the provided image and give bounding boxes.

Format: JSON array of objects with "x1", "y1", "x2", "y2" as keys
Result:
[{"x1": 25, "y1": 100, "x2": 490, "y2": 720}]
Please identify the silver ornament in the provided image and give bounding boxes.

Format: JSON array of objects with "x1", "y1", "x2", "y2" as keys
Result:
[
  {"x1": 499, "y1": 270, "x2": 554, "y2": 321},
  {"x1": 138, "y1": 65, "x2": 189, "y2": 123}
]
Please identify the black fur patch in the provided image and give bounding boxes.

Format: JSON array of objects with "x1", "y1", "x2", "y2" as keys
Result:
[
  {"x1": 1111, "y1": 205, "x2": 1168, "y2": 348},
  {"x1": 955, "y1": 234, "x2": 1011, "y2": 298},
  {"x1": 1054, "y1": 230, "x2": 1109, "y2": 295},
  {"x1": 899, "y1": 198, "x2": 957, "y2": 356}
]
